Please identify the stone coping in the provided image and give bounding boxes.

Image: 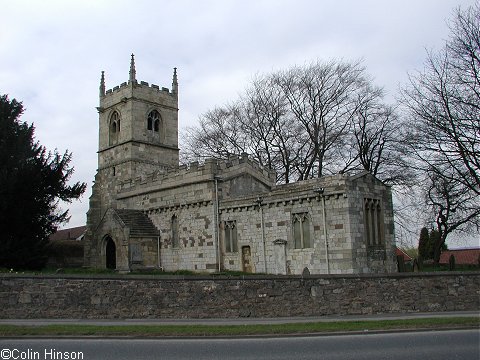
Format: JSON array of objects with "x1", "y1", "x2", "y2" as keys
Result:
[{"x1": 1, "y1": 271, "x2": 478, "y2": 282}]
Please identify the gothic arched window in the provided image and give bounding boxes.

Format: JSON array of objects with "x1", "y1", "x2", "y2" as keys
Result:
[
  {"x1": 147, "y1": 110, "x2": 161, "y2": 132},
  {"x1": 224, "y1": 220, "x2": 238, "y2": 253},
  {"x1": 364, "y1": 198, "x2": 384, "y2": 247},
  {"x1": 109, "y1": 111, "x2": 120, "y2": 145},
  {"x1": 293, "y1": 213, "x2": 311, "y2": 249}
]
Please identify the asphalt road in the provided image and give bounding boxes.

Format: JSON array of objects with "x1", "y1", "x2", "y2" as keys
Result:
[{"x1": 1, "y1": 329, "x2": 479, "y2": 360}]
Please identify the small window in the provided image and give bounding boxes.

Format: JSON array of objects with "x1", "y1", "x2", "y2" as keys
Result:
[
  {"x1": 171, "y1": 214, "x2": 179, "y2": 248},
  {"x1": 224, "y1": 220, "x2": 238, "y2": 253},
  {"x1": 293, "y1": 213, "x2": 311, "y2": 249},
  {"x1": 148, "y1": 110, "x2": 161, "y2": 132}
]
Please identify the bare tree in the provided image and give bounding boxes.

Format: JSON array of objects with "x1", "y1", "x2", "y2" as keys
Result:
[
  {"x1": 345, "y1": 85, "x2": 412, "y2": 185},
  {"x1": 241, "y1": 75, "x2": 306, "y2": 183},
  {"x1": 181, "y1": 105, "x2": 247, "y2": 163},
  {"x1": 274, "y1": 60, "x2": 366, "y2": 178},
  {"x1": 402, "y1": 4, "x2": 480, "y2": 260},
  {"x1": 182, "y1": 59, "x2": 406, "y2": 189},
  {"x1": 425, "y1": 167, "x2": 480, "y2": 263}
]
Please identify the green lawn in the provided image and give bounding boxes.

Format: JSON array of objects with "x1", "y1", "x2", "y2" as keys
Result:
[{"x1": 0, "y1": 317, "x2": 478, "y2": 337}]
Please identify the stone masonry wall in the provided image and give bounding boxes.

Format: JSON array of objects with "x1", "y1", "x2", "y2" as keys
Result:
[
  {"x1": 1, "y1": 273, "x2": 478, "y2": 319},
  {"x1": 86, "y1": 168, "x2": 397, "y2": 274},
  {"x1": 218, "y1": 172, "x2": 396, "y2": 275}
]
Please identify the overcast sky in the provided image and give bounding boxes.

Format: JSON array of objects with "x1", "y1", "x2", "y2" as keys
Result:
[{"x1": 0, "y1": 0, "x2": 477, "y2": 247}]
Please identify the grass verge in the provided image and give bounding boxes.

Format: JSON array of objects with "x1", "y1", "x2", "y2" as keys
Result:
[{"x1": 0, "y1": 317, "x2": 478, "y2": 337}]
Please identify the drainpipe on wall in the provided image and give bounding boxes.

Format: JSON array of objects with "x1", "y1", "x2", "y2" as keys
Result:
[
  {"x1": 322, "y1": 195, "x2": 330, "y2": 274},
  {"x1": 256, "y1": 197, "x2": 267, "y2": 274},
  {"x1": 214, "y1": 176, "x2": 222, "y2": 272},
  {"x1": 157, "y1": 235, "x2": 161, "y2": 269},
  {"x1": 315, "y1": 188, "x2": 330, "y2": 274}
]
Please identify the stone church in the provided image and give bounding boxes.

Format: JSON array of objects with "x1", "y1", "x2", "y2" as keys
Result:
[{"x1": 83, "y1": 55, "x2": 397, "y2": 275}]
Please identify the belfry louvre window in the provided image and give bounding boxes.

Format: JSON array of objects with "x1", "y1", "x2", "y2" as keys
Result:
[
  {"x1": 111, "y1": 111, "x2": 120, "y2": 132},
  {"x1": 293, "y1": 213, "x2": 311, "y2": 249},
  {"x1": 364, "y1": 198, "x2": 384, "y2": 247},
  {"x1": 224, "y1": 220, "x2": 238, "y2": 253},
  {"x1": 147, "y1": 110, "x2": 160, "y2": 132},
  {"x1": 109, "y1": 111, "x2": 120, "y2": 145}
]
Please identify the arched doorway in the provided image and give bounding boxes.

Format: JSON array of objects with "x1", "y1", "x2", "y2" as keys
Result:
[{"x1": 105, "y1": 236, "x2": 116, "y2": 269}]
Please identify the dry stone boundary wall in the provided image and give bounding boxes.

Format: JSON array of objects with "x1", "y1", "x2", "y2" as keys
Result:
[{"x1": 0, "y1": 272, "x2": 478, "y2": 319}]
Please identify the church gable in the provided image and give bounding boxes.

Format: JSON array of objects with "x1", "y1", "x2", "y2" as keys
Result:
[
  {"x1": 95, "y1": 208, "x2": 128, "y2": 238},
  {"x1": 91, "y1": 208, "x2": 160, "y2": 271},
  {"x1": 90, "y1": 208, "x2": 129, "y2": 271},
  {"x1": 222, "y1": 173, "x2": 271, "y2": 198}
]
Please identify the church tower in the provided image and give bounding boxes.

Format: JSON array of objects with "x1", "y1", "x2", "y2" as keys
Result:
[
  {"x1": 85, "y1": 56, "x2": 179, "y2": 268},
  {"x1": 97, "y1": 54, "x2": 179, "y2": 180}
]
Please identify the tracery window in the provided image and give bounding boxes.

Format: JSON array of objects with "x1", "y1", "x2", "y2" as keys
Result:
[
  {"x1": 111, "y1": 111, "x2": 120, "y2": 132},
  {"x1": 364, "y1": 198, "x2": 384, "y2": 247},
  {"x1": 109, "y1": 111, "x2": 120, "y2": 145},
  {"x1": 224, "y1": 220, "x2": 238, "y2": 253},
  {"x1": 293, "y1": 213, "x2": 311, "y2": 249},
  {"x1": 148, "y1": 110, "x2": 161, "y2": 132}
]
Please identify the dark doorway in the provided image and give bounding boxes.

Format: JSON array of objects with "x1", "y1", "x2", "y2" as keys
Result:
[{"x1": 105, "y1": 237, "x2": 116, "y2": 270}]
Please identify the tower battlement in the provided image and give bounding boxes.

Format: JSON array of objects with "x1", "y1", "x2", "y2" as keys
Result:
[
  {"x1": 115, "y1": 154, "x2": 277, "y2": 197},
  {"x1": 99, "y1": 54, "x2": 178, "y2": 112},
  {"x1": 100, "y1": 79, "x2": 177, "y2": 113},
  {"x1": 105, "y1": 80, "x2": 173, "y2": 96}
]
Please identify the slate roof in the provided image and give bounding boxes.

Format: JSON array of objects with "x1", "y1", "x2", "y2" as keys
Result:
[
  {"x1": 439, "y1": 248, "x2": 480, "y2": 265},
  {"x1": 115, "y1": 209, "x2": 160, "y2": 238},
  {"x1": 49, "y1": 226, "x2": 87, "y2": 241}
]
